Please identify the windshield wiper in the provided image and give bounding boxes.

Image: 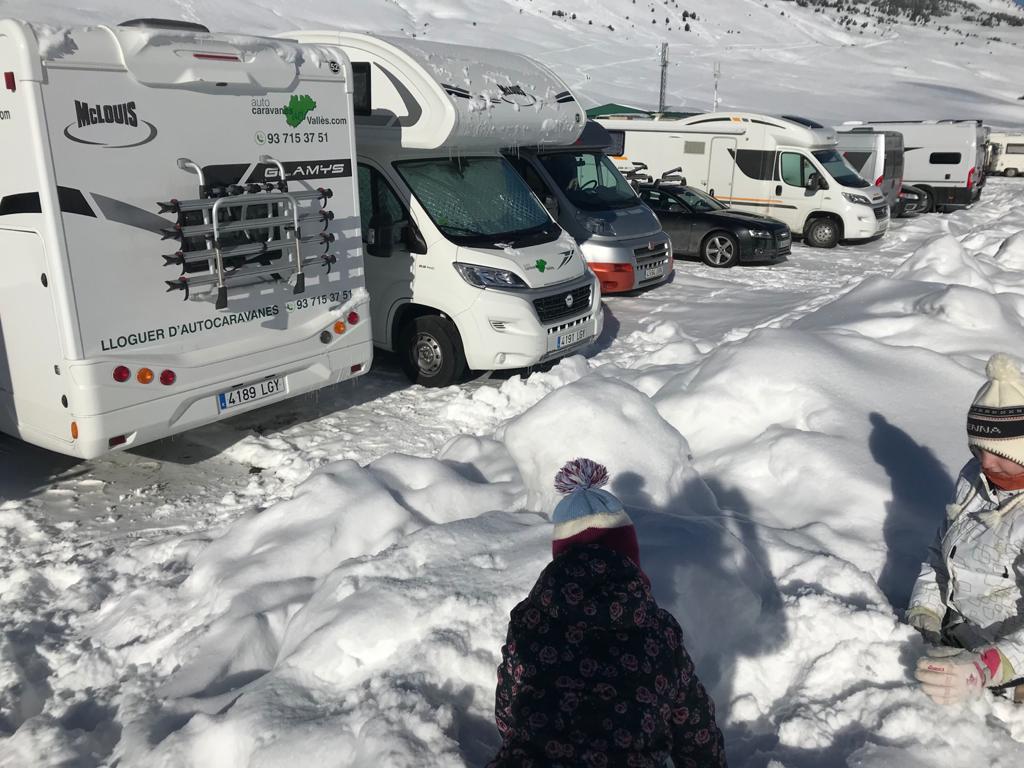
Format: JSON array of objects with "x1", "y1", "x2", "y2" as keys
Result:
[{"x1": 442, "y1": 225, "x2": 488, "y2": 237}]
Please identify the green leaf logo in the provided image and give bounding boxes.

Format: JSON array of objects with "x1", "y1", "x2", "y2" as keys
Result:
[
  {"x1": 535, "y1": 259, "x2": 547, "y2": 273},
  {"x1": 282, "y1": 94, "x2": 317, "y2": 128}
]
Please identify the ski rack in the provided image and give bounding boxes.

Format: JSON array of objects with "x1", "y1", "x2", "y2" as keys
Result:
[{"x1": 160, "y1": 155, "x2": 338, "y2": 309}]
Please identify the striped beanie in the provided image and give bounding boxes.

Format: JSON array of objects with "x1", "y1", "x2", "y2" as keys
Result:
[
  {"x1": 551, "y1": 458, "x2": 640, "y2": 566},
  {"x1": 967, "y1": 353, "x2": 1024, "y2": 466}
]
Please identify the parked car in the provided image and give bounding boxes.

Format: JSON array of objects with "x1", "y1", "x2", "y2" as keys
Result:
[
  {"x1": 893, "y1": 184, "x2": 927, "y2": 218},
  {"x1": 636, "y1": 183, "x2": 791, "y2": 267}
]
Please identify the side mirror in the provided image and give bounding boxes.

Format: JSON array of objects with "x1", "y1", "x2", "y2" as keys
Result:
[
  {"x1": 365, "y1": 221, "x2": 392, "y2": 257},
  {"x1": 543, "y1": 195, "x2": 559, "y2": 219},
  {"x1": 806, "y1": 173, "x2": 826, "y2": 191},
  {"x1": 404, "y1": 221, "x2": 428, "y2": 255}
]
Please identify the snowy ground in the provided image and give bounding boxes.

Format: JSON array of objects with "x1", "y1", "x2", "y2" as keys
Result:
[{"x1": 3, "y1": 178, "x2": 1024, "y2": 767}]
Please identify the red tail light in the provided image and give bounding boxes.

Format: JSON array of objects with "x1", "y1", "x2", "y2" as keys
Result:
[
  {"x1": 967, "y1": 167, "x2": 975, "y2": 190},
  {"x1": 3, "y1": 72, "x2": 14, "y2": 92},
  {"x1": 113, "y1": 365, "x2": 131, "y2": 382},
  {"x1": 193, "y1": 53, "x2": 241, "y2": 62},
  {"x1": 347, "y1": 311, "x2": 360, "y2": 325},
  {"x1": 109, "y1": 435, "x2": 127, "y2": 447},
  {"x1": 159, "y1": 369, "x2": 177, "y2": 386},
  {"x1": 875, "y1": 175, "x2": 884, "y2": 187}
]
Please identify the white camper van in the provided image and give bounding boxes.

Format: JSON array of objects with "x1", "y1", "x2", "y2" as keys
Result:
[
  {"x1": 0, "y1": 19, "x2": 371, "y2": 459},
  {"x1": 862, "y1": 120, "x2": 987, "y2": 212},
  {"x1": 598, "y1": 112, "x2": 888, "y2": 248},
  {"x1": 286, "y1": 31, "x2": 602, "y2": 387},
  {"x1": 835, "y1": 129, "x2": 904, "y2": 209},
  {"x1": 504, "y1": 121, "x2": 673, "y2": 295},
  {"x1": 987, "y1": 131, "x2": 1024, "y2": 177}
]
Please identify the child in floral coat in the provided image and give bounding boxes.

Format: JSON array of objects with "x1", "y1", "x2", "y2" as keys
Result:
[{"x1": 488, "y1": 459, "x2": 727, "y2": 768}]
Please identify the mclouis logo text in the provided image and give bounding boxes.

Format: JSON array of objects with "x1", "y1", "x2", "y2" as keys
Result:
[{"x1": 64, "y1": 100, "x2": 158, "y2": 148}]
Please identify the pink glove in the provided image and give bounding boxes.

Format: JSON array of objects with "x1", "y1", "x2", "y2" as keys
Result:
[{"x1": 914, "y1": 646, "x2": 1006, "y2": 705}]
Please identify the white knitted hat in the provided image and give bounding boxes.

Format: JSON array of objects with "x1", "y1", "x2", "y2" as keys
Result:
[{"x1": 967, "y1": 354, "x2": 1024, "y2": 466}]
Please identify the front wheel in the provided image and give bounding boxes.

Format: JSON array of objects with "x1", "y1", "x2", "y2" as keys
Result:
[
  {"x1": 804, "y1": 218, "x2": 839, "y2": 248},
  {"x1": 701, "y1": 232, "x2": 739, "y2": 267},
  {"x1": 398, "y1": 315, "x2": 467, "y2": 387},
  {"x1": 919, "y1": 187, "x2": 935, "y2": 214},
  {"x1": 1006, "y1": 168, "x2": 1019, "y2": 178}
]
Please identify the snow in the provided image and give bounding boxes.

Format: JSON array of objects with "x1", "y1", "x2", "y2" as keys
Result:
[{"x1": 3, "y1": 0, "x2": 1024, "y2": 765}]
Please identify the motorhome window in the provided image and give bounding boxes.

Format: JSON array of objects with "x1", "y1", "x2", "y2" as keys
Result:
[
  {"x1": 1007, "y1": 144, "x2": 1024, "y2": 155},
  {"x1": 672, "y1": 186, "x2": 726, "y2": 213},
  {"x1": 841, "y1": 151, "x2": 872, "y2": 174},
  {"x1": 684, "y1": 141, "x2": 706, "y2": 155},
  {"x1": 607, "y1": 130, "x2": 626, "y2": 157},
  {"x1": 358, "y1": 165, "x2": 407, "y2": 245},
  {"x1": 539, "y1": 152, "x2": 638, "y2": 211},
  {"x1": 352, "y1": 62, "x2": 372, "y2": 116},
  {"x1": 733, "y1": 149, "x2": 778, "y2": 181},
  {"x1": 929, "y1": 152, "x2": 961, "y2": 165},
  {"x1": 780, "y1": 152, "x2": 815, "y2": 187},
  {"x1": 396, "y1": 156, "x2": 553, "y2": 245},
  {"x1": 811, "y1": 149, "x2": 870, "y2": 187}
]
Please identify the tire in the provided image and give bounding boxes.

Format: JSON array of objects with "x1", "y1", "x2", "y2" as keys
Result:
[
  {"x1": 804, "y1": 217, "x2": 839, "y2": 249},
  {"x1": 1006, "y1": 168, "x2": 1019, "y2": 178},
  {"x1": 398, "y1": 315, "x2": 466, "y2": 387},
  {"x1": 701, "y1": 232, "x2": 740, "y2": 267},
  {"x1": 919, "y1": 187, "x2": 935, "y2": 214}
]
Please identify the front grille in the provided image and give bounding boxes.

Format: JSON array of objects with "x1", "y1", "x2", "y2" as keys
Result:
[
  {"x1": 534, "y1": 285, "x2": 592, "y2": 324},
  {"x1": 634, "y1": 241, "x2": 671, "y2": 261},
  {"x1": 873, "y1": 205, "x2": 889, "y2": 220}
]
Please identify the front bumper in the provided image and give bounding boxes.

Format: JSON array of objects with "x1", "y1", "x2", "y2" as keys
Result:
[
  {"x1": 844, "y1": 204, "x2": 889, "y2": 240},
  {"x1": 582, "y1": 233, "x2": 673, "y2": 293},
  {"x1": 739, "y1": 231, "x2": 791, "y2": 262},
  {"x1": 455, "y1": 271, "x2": 604, "y2": 371}
]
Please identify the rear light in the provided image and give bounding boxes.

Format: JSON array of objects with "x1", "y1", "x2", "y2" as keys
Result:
[
  {"x1": 333, "y1": 320, "x2": 347, "y2": 335},
  {"x1": 71, "y1": 421, "x2": 79, "y2": 440},
  {"x1": 3, "y1": 72, "x2": 14, "y2": 92},
  {"x1": 159, "y1": 369, "x2": 176, "y2": 386},
  {"x1": 113, "y1": 365, "x2": 131, "y2": 382},
  {"x1": 109, "y1": 435, "x2": 127, "y2": 448},
  {"x1": 967, "y1": 167, "x2": 975, "y2": 190},
  {"x1": 347, "y1": 311, "x2": 360, "y2": 325},
  {"x1": 875, "y1": 175, "x2": 884, "y2": 187},
  {"x1": 351, "y1": 363, "x2": 363, "y2": 373},
  {"x1": 137, "y1": 367, "x2": 155, "y2": 384}
]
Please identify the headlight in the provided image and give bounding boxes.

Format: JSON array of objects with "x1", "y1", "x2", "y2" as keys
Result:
[
  {"x1": 453, "y1": 263, "x2": 528, "y2": 289},
  {"x1": 842, "y1": 192, "x2": 873, "y2": 206},
  {"x1": 575, "y1": 211, "x2": 614, "y2": 236},
  {"x1": 748, "y1": 229, "x2": 773, "y2": 239}
]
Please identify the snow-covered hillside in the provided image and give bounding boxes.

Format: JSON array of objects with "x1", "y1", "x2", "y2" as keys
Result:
[{"x1": 1, "y1": 0, "x2": 1023, "y2": 125}]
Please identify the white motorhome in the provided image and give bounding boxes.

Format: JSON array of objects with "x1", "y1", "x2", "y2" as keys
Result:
[
  {"x1": 504, "y1": 121, "x2": 673, "y2": 295},
  {"x1": 861, "y1": 120, "x2": 987, "y2": 212},
  {"x1": 835, "y1": 129, "x2": 905, "y2": 209},
  {"x1": 598, "y1": 112, "x2": 888, "y2": 248},
  {"x1": 286, "y1": 31, "x2": 602, "y2": 387},
  {"x1": 0, "y1": 19, "x2": 371, "y2": 459},
  {"x1": 987, "y1": 131, "x2": 1024, "y2": 177}
]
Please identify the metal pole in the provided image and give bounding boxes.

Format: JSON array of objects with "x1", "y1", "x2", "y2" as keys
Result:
[
  {"x1": 713, "y1": 61, "x2": 721, "y2": 112},
  {"x1": 658, "y1": 43, "x2": 668, "y2": 114}
]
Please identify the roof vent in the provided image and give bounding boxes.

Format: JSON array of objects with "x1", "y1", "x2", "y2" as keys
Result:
[{"x1": 119, "y1": 19, "x2": 211, "y2": 33}]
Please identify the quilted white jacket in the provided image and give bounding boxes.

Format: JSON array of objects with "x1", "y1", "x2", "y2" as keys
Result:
[{"x1": 909, "y1": 459, "x2": 1024, "y2": 676}]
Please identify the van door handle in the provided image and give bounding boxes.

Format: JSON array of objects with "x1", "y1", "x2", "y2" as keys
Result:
[
  {"x1": 945, "y1": 174, "x2": 951, "y2": 180},
  {"x1": 775, "y1": 185, "x2": 782, "y2": 196}
]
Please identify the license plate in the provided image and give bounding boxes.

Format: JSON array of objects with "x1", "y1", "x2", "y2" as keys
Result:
[
  {"x1": 554, "y1": 327, "x2": 589, "y2": 351},
  {"x1": 644, "y1": 265, "x2": 665, "y2": 280},
  {"x1": 217, "y1": 377, "x2": 286, "y2": 412}
]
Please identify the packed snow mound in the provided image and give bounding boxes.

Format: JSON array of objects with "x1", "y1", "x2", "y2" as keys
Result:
[
  {"x1": 995, "y1": 230, "x2": 1024, "y2": 270},
  {"x1": 498, "y1": 374, "x2": 716, "y2": 516},
  {"x1": 892, "y1": 233, "x2": 994, "y2": 289}
]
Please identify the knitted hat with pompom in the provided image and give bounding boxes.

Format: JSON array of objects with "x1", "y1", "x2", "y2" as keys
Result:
[
  {"x1": 551, "y1": 458, "x2": 640, "y2": 566},
  {"x1": 967, "y1": 353, "x2": 1024, "y2": 467}
]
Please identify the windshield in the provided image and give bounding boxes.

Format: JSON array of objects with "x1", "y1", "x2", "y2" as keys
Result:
[
  {"x1": 395, "y1": 156, "x2": 555, "y2": 245},
  {"x1": 671, "y1": 186, "x2": 727, "y2": 213},
  {"x1": 539, "y1": 151, "x2": 639, "y2": 211},
  {"x1": 812, "y1": 149, "x2": 871, "y2": 188}
]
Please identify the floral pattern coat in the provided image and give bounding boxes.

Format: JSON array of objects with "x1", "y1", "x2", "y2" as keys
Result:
[{"x1": 487, "y1": 545, "x2": 727, "y2": 768}]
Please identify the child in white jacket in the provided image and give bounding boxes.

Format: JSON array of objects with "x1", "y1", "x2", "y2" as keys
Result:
[{"x1": 908, "y1": 354, "x2": 1024, "y2": 705}]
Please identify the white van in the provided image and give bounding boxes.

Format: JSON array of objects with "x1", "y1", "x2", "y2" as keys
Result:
[
  {"x1": 598, "y1": 112, "x2": 888, "y2": 248},
  {"x1": 835, "y1": 129, "x2": 905, "y2": 209},
  {"x1": 861, "y1": 120, "x2": 987, "y2": 212},
  {"x1": 286, "y1": 31, "x2": 602, "y2": 387},
  {"x1": 0, "y1": 19, "x2": 371, "y2": 459},
  {"x1": 987, "y1": 131, "x2": 1024, "y2": 177},
  {"x1": 504, "y1": 121, "x2": 673, "y2": 295}
]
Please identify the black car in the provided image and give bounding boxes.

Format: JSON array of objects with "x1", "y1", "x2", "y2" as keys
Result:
[
  {"x1": 637, "y1": 184, "x2": 791, "y2": 268},
  {"x1": 892, "y1": 183, "x2": 926, "y2": 218}
]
